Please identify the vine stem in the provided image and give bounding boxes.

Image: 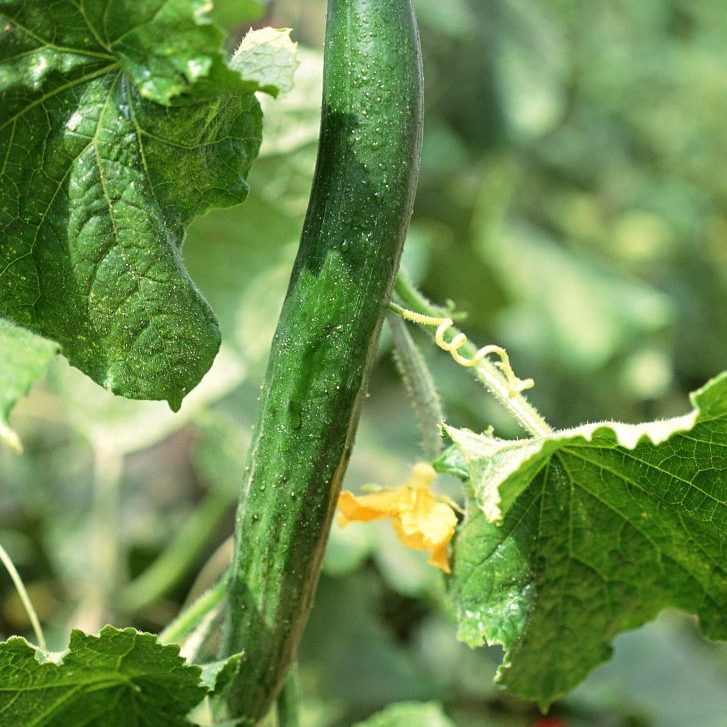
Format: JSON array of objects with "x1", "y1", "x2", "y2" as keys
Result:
[
  {"x1": 158, "y1": 575, "x2": 228, "y2": 646},
  {"x1": 387, "y1": 311, "x2": 444, "y2": 460},
  {"x1": 393, "y1": 272, "x2": 553, "y2": 438},
  {"x1": 0, "y1": 543, "x2": 46, "y2": 649}
]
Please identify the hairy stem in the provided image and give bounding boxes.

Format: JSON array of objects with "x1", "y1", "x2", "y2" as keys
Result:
[
  {"x1": 159, "y1": 574, "x2": 228, "y2": 646},
  {"x1": 387, "y1": 312, "x2": 444, "y2": 459}
]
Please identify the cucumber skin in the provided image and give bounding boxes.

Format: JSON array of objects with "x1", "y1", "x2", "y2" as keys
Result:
[{"x1": 224, "y1": 0, "x2": 423, "y2": 719}]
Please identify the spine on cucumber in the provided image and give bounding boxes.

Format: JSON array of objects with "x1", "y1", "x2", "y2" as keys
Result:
[{"x1": 224, "y1": 0, "x2": 423, "y2": 720}]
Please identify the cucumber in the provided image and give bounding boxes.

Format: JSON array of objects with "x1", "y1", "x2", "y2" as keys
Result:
[{"x1": 223, "y1": 0, "x2": 423, "y2": 719}]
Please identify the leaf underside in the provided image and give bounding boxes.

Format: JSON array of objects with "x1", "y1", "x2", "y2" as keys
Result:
[
  {"x1": 0, "y1": 0, "x2": 265, "y2": 409},
  {"x1": 447, "y1": 373, "x2": 727, "y2": 707},
  {"x1": 0, "y1": 319, "x2": 58, "y2": 448}
]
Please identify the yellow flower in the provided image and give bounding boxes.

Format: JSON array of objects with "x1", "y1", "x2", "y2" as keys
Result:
[{"x1": 337, "y1": 462, "x2": 457, "y2": 573}]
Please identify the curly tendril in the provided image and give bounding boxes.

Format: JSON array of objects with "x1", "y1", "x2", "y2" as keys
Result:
[{"x1": 390, "y1": 304, "x2": 534, "y2": 398}]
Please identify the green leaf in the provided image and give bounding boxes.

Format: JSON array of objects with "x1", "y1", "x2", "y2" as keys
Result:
[
  {"x1": 0, "y1": 318, "x2": 58, "y2": 452},
  {"x1": 192, "y1": 653, "x2": 245, "y2": 725},
  {"x1": 198, "y1": 652, "x2": 243, "y2": 696},
  {"x1": 0, "y1": 1, "x2": 265, "y2": 409},
  {"x1": 0, "y1": 626, "x2": 206, "y2": 725},
  {"x1": 352, "y1": 702, "x2": 457, "y2": 727},
  {"x1": 447, "y1": 373, "x2": 727, "y2": 707},
  {"x1": 231, "y1": 28, "x2": 299, "y2": 98}
]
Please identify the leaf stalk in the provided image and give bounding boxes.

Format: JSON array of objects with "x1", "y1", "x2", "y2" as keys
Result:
[{"x1": 0, "y1": 543, "x2": 46, "y2": 649}]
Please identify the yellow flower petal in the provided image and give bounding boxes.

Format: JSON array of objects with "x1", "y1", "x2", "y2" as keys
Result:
[
  {"x1": 337, "y1": 488, "x2": 413, "y2": 525},
  {"x1": 337, "y1": 463, "x2": 457, "y2": 573}
]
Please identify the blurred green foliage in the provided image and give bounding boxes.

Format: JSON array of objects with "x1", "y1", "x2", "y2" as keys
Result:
[{"x1": 1, "y1": 0, "x2": 726, "y2": 725}]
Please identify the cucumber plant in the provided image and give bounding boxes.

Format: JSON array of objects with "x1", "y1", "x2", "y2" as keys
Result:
[{"x1": 0, "y1": 0, "x2": 725, "y2": 726}]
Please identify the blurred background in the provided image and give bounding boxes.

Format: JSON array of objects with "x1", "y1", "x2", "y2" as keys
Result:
[{"x1": 1, "y1": 0, "x2": 726, "y2": 725}]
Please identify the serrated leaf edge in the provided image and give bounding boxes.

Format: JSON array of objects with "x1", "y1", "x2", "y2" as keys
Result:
[{"x1": 446, "y1": 372, "x2": 726, "y2": 523}]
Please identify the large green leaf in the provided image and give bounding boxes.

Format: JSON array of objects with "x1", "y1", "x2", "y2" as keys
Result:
[
  {"x1": 0, "y1": 626, "x2": 205, "y2": 725},
  {"x1": 445, "y1": 373, "x2": 727, "y2": 707},
  {"x1": 0, "y1": 318, "x2": 58, "y2": 451},
  {"x1": 0, "y1": 1, "x2": 271, "y2": 409}
]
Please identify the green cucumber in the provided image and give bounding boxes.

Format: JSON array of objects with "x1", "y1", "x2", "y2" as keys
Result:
[{"x1": 223, "y1": 0, "x2": 423, "y2": 719}]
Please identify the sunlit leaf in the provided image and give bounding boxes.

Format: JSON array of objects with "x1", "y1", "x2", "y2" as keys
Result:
[
  {"x1": 0, "y1": 0, "x2": 273, "y2": 408},
  {"x1": 447, "y1": 373, "x2": 727, "y2": 706},
  {"x1": 231, "y1": 27, "x2": 298, "y2": 97}
]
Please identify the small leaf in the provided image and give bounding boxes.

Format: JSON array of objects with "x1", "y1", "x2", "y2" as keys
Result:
[
  {"x1": 231, "y1": 27, "x2": 299, "y2": 97},
  {"x1": 193, "y1": 652, "x2": 245, "y2": 725},
  {"x1": 0, "y1": 626, "x2": 206, "y2": 725},
  {"x1": 199, "y1": 652, "x2": 243, "y2": 695},
  {"x1": 0, "y1": 319, "x2": 58, "y2": 452},
  {"x1": 0, "y1": 1, "x2": 265, "y2": 408},
  {"x1": 447, "y1": 373, "x2": 727, "y2": 707}
]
